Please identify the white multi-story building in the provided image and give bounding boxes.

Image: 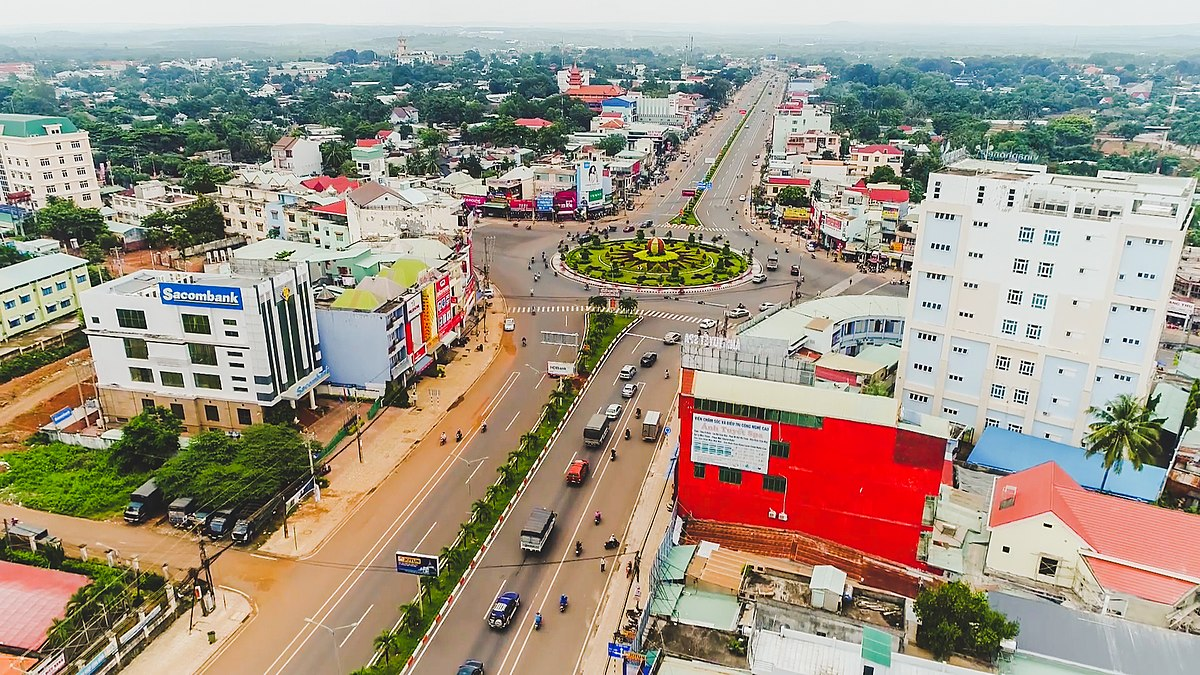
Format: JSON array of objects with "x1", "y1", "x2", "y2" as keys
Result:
[
  {"x1": 81, "y1": 263, "x2": 327, "y2": 431},
  {"x1": 0, "y1": 253, "x2": 90, "y2": 341},
  {"x1": 770, "y1": 102, "x2": 832, "y2": 158},
  {"x1": 108, "y1": 180, "x2": 198, "y2": 226},
  {"x1": 270, "y1": 136, "x2": 323, "y2": 177},
  {"x1": 897, "y1": 160, "x2": 1197, "y2": 444},
  {"x1": 0, "y1": 114, "x2": 101, "y2": 210}
]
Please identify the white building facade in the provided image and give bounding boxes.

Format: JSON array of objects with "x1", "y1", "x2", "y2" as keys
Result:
[
  {"x1": 108, "y1": 180, "x2": 198, "y2": 226},
  {"x1": 0, "y1": 114, "x2": 102, "y2": 210},
  {"x1": 897, "y1": 161, "x2": 1196, "y2": 444},
  {"x1": 769, "y1": 102, "x2": 832, "y2": 158},
  {"x1": 81, "y1": 263, "x2": 327, "y2": 431}
]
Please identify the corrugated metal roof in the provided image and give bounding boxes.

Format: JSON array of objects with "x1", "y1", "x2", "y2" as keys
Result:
[
  {"x1": 691, "y1": 370, "x2": 898, "y2": 428},
  {"x1": 0, "y1": 253, "x2": 87, "y2": 293},
  {"x1": 0, "y1": 560, "x2": 90, "y2": 651}
]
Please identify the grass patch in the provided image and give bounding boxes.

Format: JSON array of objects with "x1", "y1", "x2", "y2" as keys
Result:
[
  {"x1": 564, "y1": 239, "x2": 747, "y2": 287},
  {"x1": 0, "y1": 442, "x2": 151, "y2": 519}
]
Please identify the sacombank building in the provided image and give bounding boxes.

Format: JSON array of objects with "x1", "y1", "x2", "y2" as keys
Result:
[{"x1": 81, "y1": 260, "x2": 328, "y2": 431}]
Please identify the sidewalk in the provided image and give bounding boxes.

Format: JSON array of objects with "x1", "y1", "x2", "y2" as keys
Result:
[
  {"x1": 257, "y1": 301, "x2": 510, "y2": 559},
  {"x1": 121, "y1": 586, "x2": 253, "y2": 675},
  {"x1": 578, "y1": 402, "x2": 680, "y2": 674}
]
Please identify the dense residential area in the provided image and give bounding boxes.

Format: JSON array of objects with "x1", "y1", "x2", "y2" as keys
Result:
[{"x1": 1, "y1": 15, "x2": 1200, "y2": 675}]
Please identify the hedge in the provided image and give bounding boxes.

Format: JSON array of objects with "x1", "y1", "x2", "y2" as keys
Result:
[{"x1": 0, "y1": 332, "x2": 88, "y2": 384}]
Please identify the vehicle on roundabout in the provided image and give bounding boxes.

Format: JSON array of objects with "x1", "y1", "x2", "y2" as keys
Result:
[
  {"x1": 663, "y1": 332, "x2": 682, "y2": 344},
  {"x1": 751, "y1": 273, "x2": 767, "y2": 283},
  {"x1": 503, "y1": 317, "x2": 516, "y2": 332},
  {"x1": 698, "y1": 318, "x2": 718, "y2": 330},
  {"x1": 759, "y1": 302, "x2": 778, "y2": 312},
  {"x1": 725, "y1": 305, "x2": 750, "y2": 319},
  {"x1": 640, "y1": 352, "x2": 658, "y2": 367},
  {"x1": 619, "y1": 365, "x2": 637, "y2": 380}
]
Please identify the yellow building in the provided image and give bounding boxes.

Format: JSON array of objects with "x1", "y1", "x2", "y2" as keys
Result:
[{"x1": 0, "y1": 252, "x2": 90, "y2": 340}]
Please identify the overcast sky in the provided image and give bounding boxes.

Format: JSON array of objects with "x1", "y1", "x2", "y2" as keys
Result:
[{"x1": 7, "y1": 0, "x2": 1200, "y2": 29}]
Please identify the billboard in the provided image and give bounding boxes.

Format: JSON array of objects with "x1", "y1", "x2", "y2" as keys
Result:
[
  {"x1": 882, "y1": 207, "x2": 900, "y2": 221},
  {"x1": 462, "y1": 195, "x2": 487, "y2": 208},
  {"x1": 689, "y1": 413, "x2": 772, "y2": 474},
  {"x1": 782, "y1": 207, "x2": 810, "y2": 222},
  {"x1": 536, "y1": 194, "x2": 554, "y2": 212},
  {"x1": 421, "y1": 283, "x2": 438, "y2": 352},
  {"x1": 509, "y1": 198, "x2": 534, "y2": 211},
  {"x1": 405, "y1": 294, "x2": 425, "y2": 361},
  {"x1": 395, "y1": 551, "x2": 440, "y2": 577},
  {"x1": 158, "y1": 282, "x2": 243, "y2": 310},
  {"x1": 434, "y1": 276, "x2": 454, "y2": 334},
  {"x1": 577, "y1": 161, "x2": 604, "y2": 209}
]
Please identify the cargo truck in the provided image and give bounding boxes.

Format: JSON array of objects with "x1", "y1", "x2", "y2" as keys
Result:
[
  {"x1": 766, "y1": 253, "x2": 779, "y2": 271},
  {"x1": 641, "y1": 410, "x2": 662, "y2": 441},
  {"x1": 519, "y1": 507, "x2": 557, "y2": 553},
  {"x1": 583, "y1": 413, "x2": 611, "y2": 448},
  {"x1": 168, "y1": 497, "x2": 196, "y2": 528},
  {"x1": 124, "y1": 479, "x2": 163, "y2": 524}
]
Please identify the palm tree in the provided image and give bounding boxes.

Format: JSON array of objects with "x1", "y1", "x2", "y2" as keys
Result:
[
  {"x1": 588, "y1": 295, "x2": 608, "y2": 311},
  {"x1": 373, "y1": 630, "x2": 397, "y2": 665},
  {"x1": 1083, "y1": 393, "x2": 1163, "y2": 491},
  {"x1": 619, "y1": 296, "x2": 639, "y2": 314},
  {"x1": 549, "y1": 383, "x2": 573, "y2": 411}
]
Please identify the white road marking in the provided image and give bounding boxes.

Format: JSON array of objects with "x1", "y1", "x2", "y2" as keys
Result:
[
  {"x1": 415, "y1": 522, "x2": 437, "y2": 550},
  {"x1": 250, "y1": 553, "x2": 276, "y2": 561},
  {"x1": 505, "y1": 410, "x2": 521, "y2": 431},
  {"x1": 484, "y1": 580, "x2": 507, "y2": 621},
  {"x1": 338, "y1": 604, "x2": 374, "y2": 648},
  {"x1": 466, "y1": 458, "x2": 486, "y2": 485}
]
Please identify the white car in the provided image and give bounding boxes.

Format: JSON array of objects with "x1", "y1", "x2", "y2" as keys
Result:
[
  {"x1": 725, "y1": 307, "x2": 750, "y2": 319},
  {"x1": 663, "y1": 332, "x2": 682, "y2": 345},
  {"x1": 503, "y1": 317, "x2": 515, "y2": 332},
  {"x1": 739, "y1": 194, "x2": 746, "y2": 202},
  {"x1": 698, "y1": 318, "x2": 718, "y2": 330},
  {"x1": 619, "y1": 365, "x2": 637, "y2": 380},
  {"x1": 806, "y1": 241, "x2": 818, "y2": 252},
  {"x1": 621, "y1": 383, "x2": 637, "y2": 398},
  {"x1": 759, "y1": 302, "x2": 777, "y2": 312},
  {"x1": 751, "y1": 273, "x2": 767, "y2": 284},
  {"x1": 605, "y1": 403, "x2": 623, "y2": 419}
]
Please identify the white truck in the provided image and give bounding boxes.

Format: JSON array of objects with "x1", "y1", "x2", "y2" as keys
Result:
[
  {"x1": 641, "y1": 410, "x2": 662, "y2": 441},
  {"x1": 520, "y1": 507, "x2": 557, "y2": 553}
]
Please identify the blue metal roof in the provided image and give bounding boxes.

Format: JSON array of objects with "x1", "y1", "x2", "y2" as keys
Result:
[
  {"x1": 967, "y1": 427, "x2": 1166, "y2": 503},
  {"x1": 601, "y1": 97, "x2": 634, "y2": 107}
]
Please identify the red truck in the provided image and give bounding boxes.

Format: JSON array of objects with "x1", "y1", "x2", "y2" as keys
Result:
[{"x1": 565, "y1": 459, "x2": 591, "y2": 485}]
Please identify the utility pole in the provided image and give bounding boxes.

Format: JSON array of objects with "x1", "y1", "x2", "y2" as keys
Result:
[{"x1": 354, "y1": 397, "x2": 364, "y2": 463}]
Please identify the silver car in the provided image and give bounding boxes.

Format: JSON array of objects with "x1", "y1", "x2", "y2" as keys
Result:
[{"x1": 622, "y1": 383, "x2": 637, "y2": 398}]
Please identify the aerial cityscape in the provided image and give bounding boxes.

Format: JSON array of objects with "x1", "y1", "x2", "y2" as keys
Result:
[{"x1": 2, "y1": 8, "x2": 1200, "y2": 675}]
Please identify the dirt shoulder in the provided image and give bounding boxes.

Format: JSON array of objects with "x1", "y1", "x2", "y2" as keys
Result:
[{"x1": 0, "y1": 349, "x2": 92, "y2": 449}]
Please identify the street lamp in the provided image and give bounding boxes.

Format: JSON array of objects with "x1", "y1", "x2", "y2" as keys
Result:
[
  {"x1": 458, "y1": 455, "x2": 489, "y2": 501},
  {"x1": 303, "y1": 617, "x2": 363, "y2": 674}
]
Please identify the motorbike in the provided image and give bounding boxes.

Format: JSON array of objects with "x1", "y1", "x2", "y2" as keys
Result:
[
  {"x1": 611, "y1": 448, "x2": 617, "y2": 461},
  {"x1": 594, "y1": 511, "x2": 602, "y2": 525},
  {"x1": 559, "y1": 595, "x2": 568, "y2": 613},
  {"x1": 624, "y1": 428, "x2": 631, "y2": 440},
  {"x1": 481, "y1": 422, "x2": 487, "y2": 433},
  {"x1": 534, "y1": 612, "x2": 543, "y2": 630},
  {"x1": 522, "y1": 337, "x2": 527, "y2": 347},
  {"x1": 455, "y1": 430, "x2": 463, "y2": 442},
  {"x1": 575, "y1": 541, "x2": 583, "y2": 557},
  {"x1": 635, "y1": 408, "x2": 641, "y2": 419},
  {"x1": 604, "y1": 535, "x2": 620, "y2": 550},
  {"x1": 440, "y1": 433, "x2": 447, "y2": 446}
]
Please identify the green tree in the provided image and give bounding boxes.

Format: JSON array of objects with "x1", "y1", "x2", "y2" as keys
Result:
[
  {"x1": 618, "y1": 296, "x2": 638, "y2": 314},
  {"x1": 867, "y1": 165, "x2": 901, "y2": 185},
  {"x1": 320, "y1": 141, "x2": 352, "y2": 176},
  {"x1": 915, "y1": 581, "x2": 1019, "y2": 661},
  {"x1": 596, "y1": 134, "x2": 627, "y2": 157},
  {"x1": 1183, "y1": 380, "x2": 1200, "y2": 432},
  {"x1": 180, "y1": 162, "x2": 233, "y2": 194},
  {"x1": 775, "y1": 185, "x2": 810, "y2": 207},
  {"x1": 587, "y1": 295, "x2": 608, "y2": 311},
  {"x1": 860, "y1": 378, "x2": 892, "y2": 397},
  {"x1": 1083, "y1": 394, "x2": 1163, "y2": 491},
  {"x1": 29, "y1": 198, "x2": 108, "y2": 247},
  {"x1": 111, "y1": 406, "x2": 183, "y2": 472},
  {"x1": 418, "y1": 128, "x2": 447, "y2": 148}
]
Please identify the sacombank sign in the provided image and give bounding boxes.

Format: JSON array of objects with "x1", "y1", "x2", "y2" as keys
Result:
[{"x1": 158, "y1": 282, "x2": 244, "y2": 310}]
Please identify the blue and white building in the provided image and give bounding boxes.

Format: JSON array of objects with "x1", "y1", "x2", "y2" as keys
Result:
[
  {"x1": 897, "y1": 160, "x2": 1197, "y2": 444},
  {"x1": 80, "y1": 261, "x2": 327, "y2": 431}
]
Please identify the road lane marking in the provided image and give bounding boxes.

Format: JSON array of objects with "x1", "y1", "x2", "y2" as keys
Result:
[
  {"x1": 484, "y1": 580, "x2": 507, "y2": 621},
  {"x1": 415, "y1": 522, "x2": 437, "y2": 549},
  {"x1": 466, "y1": 459, "x2": 486, "y2": 486},
  {"x1": 339, "y1": 604, "x2": 374, "y2": 648},
  {"x1": 505, "y1": 411, "x2": 521, "y2": 431},
  {"x1": 250, "y1": 553, "x2": 276, "y2": 561},
  {"x1": 263, "y1": 371, "x2": 521, "y2": 675}
]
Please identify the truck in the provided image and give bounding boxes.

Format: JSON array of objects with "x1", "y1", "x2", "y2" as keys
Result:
[
  {"x1": 583, "y1": 413, "x2": 612, "y2": 448},
  {"x1": 681, "y1": 188, "x2": 696, "y2": 197},
  {"x1": 766, "y1": 253, "x2": 779, "y2": 271},
  {"x1": 641, "y1": 411, "x2": 662, "y2": 441},
  {"x1": 168, "y1": 497, "x2": 196, "y2": 528},
  {"x1": 519, "y1": 507, "x2": 557, "y2": 553},
  {"x1": 124, "y1": 479, "x2": 163, "y2": 524}
]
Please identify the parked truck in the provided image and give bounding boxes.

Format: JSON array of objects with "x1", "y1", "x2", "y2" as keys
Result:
[
  {"x1": 519, "y1": 507, "x2": 557, "y2": 553},
  {"x1": 167, "y1": 497, "x2": 196, "y2": 528},
  {"x1": 583, "y1": 413, "x2": 611, "y2": 448},
  {"x1": 124, "y1": 479, "x2": 163, "y2": 524},
  {"x1": 641, "y1": 410, "x2": 662, "y2": 441}
]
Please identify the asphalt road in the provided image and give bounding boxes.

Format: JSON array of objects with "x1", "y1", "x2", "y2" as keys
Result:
[{"x1": 408, "y1": 318, "x2": 681, "y2": 675}]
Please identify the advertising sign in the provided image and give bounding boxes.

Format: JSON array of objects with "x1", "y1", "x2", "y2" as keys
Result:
[
  {"x1": 395, "y1": 551, "x2": 440, "y2": 577},
  {"x1": 1169, "y1": 298, "x2": 1196, "y2": 317},
  {"x1": 509, "y1": 198, "x2": 535, "y2": 211},
  {"x1": 536, "y1": 194, "x2": 554, "y2": 212},
  {"x1": 158, "y1": 282, "x2": 243, "y2": 310},
  {"x1": 421, "y1": 284, "x2": 438, "y2": 352},
  {"x1": 882, "y1": 206, "x2": 900, "y2": 221},
  {"x1": 577, "y1": 161, "x2": 604, "y2": 208},
  {"x1": 405, "y1": 294, "x2": 424, "y2": 358},
  {"x1": 689, "y1": 413, "x2": 772, "y2": 474},
  {"x1": 462, "y1": 195, "x2": 487, "y2": 208},
  {"x1": 435, "y1": 276, "x2": 454, "y2": 334},
  {"x1": 50, "y1": 407, "x2": 72, "y2": 425},
  {"x1": 547, "y1": 361, "x2": 576, "y2": 377}
]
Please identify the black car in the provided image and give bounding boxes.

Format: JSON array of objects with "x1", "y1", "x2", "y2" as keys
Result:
[
  {"x1": 457, "y1": 660, "x2": 486, "y2": 675},
  {"x1": 640, "y1": 352, "x2": 658, "y2": 367}
]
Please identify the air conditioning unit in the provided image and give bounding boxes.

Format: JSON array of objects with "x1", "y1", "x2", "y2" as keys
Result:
[
  {"x1": 768, "y1": 509, "x2": 777, "y2": 519},
  {"x1": 778, "y1": 512, "x2": 789, "y2": 522}
]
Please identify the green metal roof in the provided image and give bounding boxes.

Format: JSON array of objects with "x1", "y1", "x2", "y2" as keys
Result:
[
  {"x1": 0, "y1": 253, "x2": 87, "y2": 293},
  {"x1": 380, "y1": 259, "x2": 428, "y2": 289},
  {"x1": 330, "y1": 288, "x2": 384, "y2": 311},
  {"x1": 0, "y1": 114, "x2": 80, "y2": 138}
]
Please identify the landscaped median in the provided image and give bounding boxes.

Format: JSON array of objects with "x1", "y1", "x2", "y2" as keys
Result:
[{"x1": 357, "y1": 310, "x2": 638, "y2": 674}]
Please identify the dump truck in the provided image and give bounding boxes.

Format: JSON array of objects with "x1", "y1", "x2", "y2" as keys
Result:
[
  {"x1": 642, "y1": 410, "x2": 662, "y2": 441},
  {"x1": 519, "y1": 507, "x2": 557, "y2": 553}
]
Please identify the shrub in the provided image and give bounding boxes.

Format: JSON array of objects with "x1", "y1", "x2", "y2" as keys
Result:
[{"x1": 0, "y1": 333, "x2": 88, "y2": 384}]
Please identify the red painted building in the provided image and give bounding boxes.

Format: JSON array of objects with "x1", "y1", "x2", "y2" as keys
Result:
[{"x1": 676, "y1": 369, "x2": 952, "y2": 569}]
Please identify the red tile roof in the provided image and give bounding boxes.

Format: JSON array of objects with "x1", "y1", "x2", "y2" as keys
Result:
[
  {"x1": 309, "y1": 199, "x2": 347, "y2": 216},
  {"x1": 355, "y1": 139, "x2": 381, "y2": 147},
  {"x1": 513, "y1": 117, "x2": 554, "y2": 129},
  {"x1": 848, "y1": 186, "x2": 910, "y2": 204},
  {"x1": 600, "y1": 120, "x2": 625, "y2": 129},
  {"x1": 990, "y1": 462, "x2": 1200, "y2": 604},
  {"x1": 565, "y1": 85, "x2": 626, "y2": 98},
  {"x1": 766, "y1": 177, "x2": 811, "y2": 187},
  {"x1": 854, "y1": 144, "x2": 903, "y2": 156},
  {"x1": 376, "y1": 129, "x2": 393, "y2": 139},
  {"x1": 0, "y1": 561, "x2": 90, "y2": 651},
  {"x1": 301, "y1": 176, "x2": 361, "y2": 194}
]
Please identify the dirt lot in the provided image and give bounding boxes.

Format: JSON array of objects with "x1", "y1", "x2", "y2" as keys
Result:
[
  {"x1": 107, "y1": 248, "x2": 205, "y2": 276},
  {"x1": 0, "y1": 350, "x2": 93, "y2": 450}
]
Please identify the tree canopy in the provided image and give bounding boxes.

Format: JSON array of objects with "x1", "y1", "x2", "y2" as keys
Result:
[
  {"x1": 915, "y1": 581, "x2": 1019, "y2": 662},
  {"x1": 110, "y1": 406, "x2": 183, "y2": 472}
]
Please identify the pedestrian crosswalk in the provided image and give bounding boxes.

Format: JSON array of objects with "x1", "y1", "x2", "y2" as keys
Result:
[{"x1": 508, "y1": 306, "x2": 705, "y2": 324}]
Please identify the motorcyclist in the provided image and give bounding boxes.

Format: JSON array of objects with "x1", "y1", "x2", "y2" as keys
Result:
[
  {"x1": 594, "y1": 510, "x2": 602, "y2": 523},
  {"x1": 624, "y1": 428, "x2": 631, "y2": 440},
  {"x1": 455, "y1": 429, "x2": 463, "y2": 442},
  {"x1": 440, "y1": 432, "x2": 447, "y2": 444},
  {"x1": 607, "y1": 534, "x2": 619, "y2": 547},
  {"x1": 665, "y1": 369, "x2": 670, "y2": 379},
  {"x1": 521, "y1": 336, "x2": 527, "y2": 347},
  {"x1": 575, "y1": 540, "x2": 583, "y2": 555},
  {"x1": 560, "y1": 594, "x2": 568, "y2": 609}
]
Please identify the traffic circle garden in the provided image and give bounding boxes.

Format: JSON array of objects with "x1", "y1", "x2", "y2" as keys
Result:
[{"x1": 562, "y1": 233, "x2": 750, "y2": 288}]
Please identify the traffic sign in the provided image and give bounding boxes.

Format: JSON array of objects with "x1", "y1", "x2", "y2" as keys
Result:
[
  {"x1": 697, "y1": 181, "x2": 712, "y2": 190},
  {"x1": 664, "y1": 426, "x2": 671, "y2": 436},
  {"x1": 608, "y1": 642, "x2": 631, "y2": 658}
]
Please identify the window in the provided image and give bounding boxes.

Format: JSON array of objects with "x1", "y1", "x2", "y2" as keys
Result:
[
  {"x1": 181, "y1": 314, "x2": 211, "y2": 334},
  {"x1": 1019, "y1": 360, "x2": 1035, "y2": 376},
  {"x1": 1036, "y1": 262, "x2": 1054, "y2": 278},
  {"x1": 917, "y1": 332, "x2": 938, "y2": 342},
  {"x1": 920, "y1": 301, "x2": 942, "y2": 310},
  {"x1": 1007, "y1": 289, "x2": 1023, "y2": 305},
  {"x1": 929, "y1": 242, "x2": 951, "y2": 252},
  {"x1": 963, "y1": 281, "x2": 979, "y2": 289},
  {"x1": 55, "y1": 281, "x2": 67, "y2": 291},
  {"x1": 117, "y1": 308, "x2": 147, "y2": 329},
  {"x1": 996, "y1": 355, "x2": 1011, "y2": 371},
  {"x1": 2, "y1": 299, "x2": 12, "y2": 309},
  {"x1": 952, "y1": 345, "x2": 968, "y2": 354},
  {"x1": 763, "y1": 475, "x2": 786, "y2": 493},
  {"x1": 129, "y1": 367, "x2": 154, "y2": 383},
  {"x1": 1001, "y1": 319, "x2": 1018, "y2": 335},
  {"x1": 991, "y1": 384, "x2": 1007, "y2": 399},
  {"x1": 909, "y1": 392, "x2": 929, "y2": 403},
  {"x1": 40, "y1": 286, "x2": 52, "y2": 296},
  {"x1": 59, "y1": 299, "x2": 71, "y2": 309},
  {"x1": 769, "y1": 440, "x2": 790, "y2": 458},
  {"x1": 19, "y1": 294, "x2": 29, "y2": 304},
  {"x1": 236, "y1": 409, "x2": 253, "y2": 425},
  {"x1": 76, "y1": 274, "x2": 86, "y2": 284},
  {"x1": 717, "y1": 467, "x2": 743, "y2": 485},
  {"x1": 225, "y1": 331, "x2": 239, "y2": 338},
  {"x1": 204, "y1": 405, "x2": 220, "y2": 422},
  {"x1": 1026, "y1": 324, "x2": 1042, "y2": 340},
  {"x1": 967, "y1": 251, "x2": 984, "y2": 259},
  {"x1": 693, "y1": 464, "x2": 706, "y2": 479},
  {"x1": 985, "y1": 418, "x2": 1000, "y2": 428},
  {"x1": 943, "y1": 406, "x2": 959, "y2": 415},
  {"x1": 1031, "y1": 293, "x2": 1048, "y2": 310},
  {"x1": 1038, "y1": 556, "x2": 1059, "y2": 578},
  {"x1": 1013, "y1": 389, "x2": 1029, "y2": 405},
  {"x1": 169, "y1": 403, "x2": 185, "y2": 420},
  {"x1": 23, "y1": 313, "x2": 34, "y2": 322},
  {"x1": 914, "y1": 363, "x2": 934, "y2": 372},
  {"x1": 160, "y1": 371, "x2": 185, "y2": 387},
  {"x1": 123, "y1": 338, "x2": 148, "y2": 359},
  {"x1": 222, "y1": 318, "x2": 237, "y2": 326},
  {"x1": 926, "y1": 272, "x2": 946, "y2": 281},
  {"x1": 1044, "y1": 230, "x2": 1060, "y2": 246},
  {"x1": 141, "y1": 398, "x2": 155, "y2": 411},
  {"x1": 1018, "y1": 226, "x2": 1035, "y2": 243},
  {"x1": 958, "y1": 311, "x2": 975, "y2": 318},
  {"x1": 188, "y1": 343, "x2": 218, "y2": 366},
  {"x1": 194, "y1": 373, "x2": 221, "y2": 389},
  {"x1": 1008, "y1": 423, "x2": 1023, "y2": 433},
  {"x1": 1013, "y1": 258, "x2": 1029, "y2": 274},
  {"x1": 7, "y1": 319, "x2": 18, "y2": 328},
  {"x1": 972, "y1": 220, "x2": 989, "y2": 228}
]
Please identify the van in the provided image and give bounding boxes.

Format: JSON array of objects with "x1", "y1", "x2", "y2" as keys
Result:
[
  {"x1": 124, "y1": 479, "x2": 163, "y2": 524},
  {"x1": 168, "y1": 497, "x2": 196, "y2": 529},
  {"x1": 482, "y1": 285, "x2": 495, "y2": 300}
]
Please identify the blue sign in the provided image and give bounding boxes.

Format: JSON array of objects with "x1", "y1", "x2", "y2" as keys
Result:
[
  {"x1": 663, "y1": 426, "x2": 671, "y2": 437},
  {"x1": 395, "y1": 550, "x2": 441, "y2": 577},
  {"x1": 697, "y1": 181, "x2": 712, "y2": 190},
  {"x1": 536, "y1": 195, "x2": 554, "y2": 212},
  {"x1": 608, "y1": 642, "x2": 631, "y2": 658},
  {"x1": 158, "y1": 282, "x2": 244, "y2": 310},
  {"x1": 50, "y1": 407, "x2": 72, "y2": 425}
]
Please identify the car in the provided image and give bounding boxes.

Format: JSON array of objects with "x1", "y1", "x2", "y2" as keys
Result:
[
  {"x1": 751, "y1": 273, "x2": 767, "y2": 284},
  {"x1": 752, "y1": 160, "x2": 759, "y2": 166},
  {"x1": 759, "y1": 302, "x2": 778, "y2": 312},
  {"x1": 619, "y1": 365, "x2": 637, "y2": 380},
  {"x1": 739, "y1": 194, "x2": 746, "y2": 202},
  {"x1": 622, "y1": 383, "x2": 637, "y2": 398},
  {"x1": 605, "y1": 403, "x2": 623, "y2": 419},
  {"x1": 640, "y1": 352, "x2": 658, "y2": 367},
  {"x1": 663, "y1": 332, "x2": 682, "y2": 344},
  {"x1": 640, "y1": 219, "x2": 654, "y2": 228},
  {"x1": 482, "y1": 285, "x2": 495, "y2": 300},
  {"x1": 790, "y1": 264, "x2": 801, "y2": 276},
  {"x1": 457, "y1": 660, "x2": 486, "y2": 675},
  {"x1": 623, "y1": 225, "x2": 635, "y2": 232},
  {"x1": 190, "y1": 508, "x2": 215, "y2": 533},
  {"x1": 503, "y1": 317, "x2": 515, "y2": 332},
  {"x1": 566, "y1": 459, "x2": 591, "y2": 485},
  {"x1": 698, "y1": 318, "x2": 718, "y2": 330},
  {"x1": 806, "y1": 241, "x2": 818, "y2": 252},
  {"x1": 488, "y1": 592, "x2": 521, "y2": 629},
  {"x1": 725, "y1": 306, "x2": 750, "y2": 319}
]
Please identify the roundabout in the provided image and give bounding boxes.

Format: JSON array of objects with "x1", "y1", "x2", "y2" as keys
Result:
[{"x1": 560, "y1": 234, "x2": 753, "y2": 291}]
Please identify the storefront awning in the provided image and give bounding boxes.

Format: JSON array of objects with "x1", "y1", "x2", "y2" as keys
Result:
[{"x1": 412, "y1": 354, "x2": 435, "y2": 375}]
